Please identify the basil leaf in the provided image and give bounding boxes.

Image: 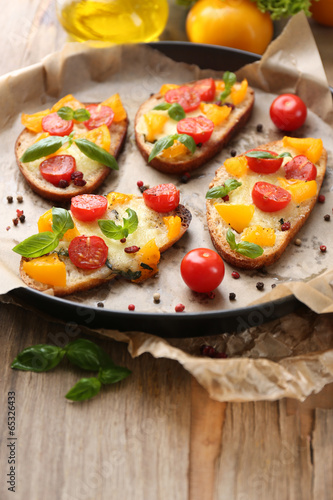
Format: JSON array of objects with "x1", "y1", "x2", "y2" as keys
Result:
[
  {"x1": 148, "y1": 135, "x2": 176, "y2": 162},
  {"x1": 11, "y1": 345, "x2": 65, "y2": 372},
  {"x1": 57, "y1": 106, "x2": 74, "y2": 120},
  {"x1": 140, "y1": 262, "x2": 153, "y2": 271},
  {"x1": 73, "y1": 108, "x2": 91, "y2": 122},
  {"x1": 65, "y1": 339, "x2": 114, "y2": 371},
  {"x1": 98, "y1": 219, "x2": 126, "y2": 240},
  {"x1": 153, "y1": 103, "x2": 171, "y2": 111},
  {"x1": 123, "y1": 208, "x2": 138, "y2": 235},
  {"x1": 236, "y1": 241, "x2": 264, "y2": 259},
  {"x1": 20, "y1": 135, "x2": 66, "y2": 163},
  {"x1": 206, "y1": 179, "x2": 242, "y2": 199},
  {"x1": 245, "y1": 151, "x2": 292, "y2": 160},
  {"x1": 74, "y1": 138, "x2": 118, "y2": 170},
  {"x1": 226, "y1": 228, "x2": 237, "y2": 250},
  {"x1": 177, "y1": 134, "x2": 196, "y2": 154},
  {"x1": 12, "y1": 232, "x2": 59, "y2": 258},
  {"x1": 52, "y1": 207, "x2": 74, "y2": 239},
  {"x1": 219, "y1": 71, "x2": 237, "y2": 102},
  {"x1": 116, "y1": 269, "x2": 141, "y2": 281},
  {"x1": 65, "y1": 377, "x2": 101, "y2": 402},
  {"x1": 226, "y1": 228, "x2": 263, "y2": 259},
  {"x1": 98, "y1": 366, "x2": 131, "y2": 385},
  {"x1": 168, "y1": 103, "x2": 186, "y2": 121}
]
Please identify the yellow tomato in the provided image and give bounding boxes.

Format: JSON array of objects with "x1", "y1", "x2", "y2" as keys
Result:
[
  {"x1": 186, "y1": 0, "x2": 273, "y2": 55},
  {"x1": 310, "y1": 0, "x2": 333, "y2": 27}
]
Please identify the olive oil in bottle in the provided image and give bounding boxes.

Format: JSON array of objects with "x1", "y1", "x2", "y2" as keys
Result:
[{"x1": 57, "y1": 0, "x2": 169, "y2": 43}]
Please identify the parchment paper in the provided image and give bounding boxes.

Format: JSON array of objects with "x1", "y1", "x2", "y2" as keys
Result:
[{"x1": 1, "y1": 12, "x2": 333, "y2": 401}]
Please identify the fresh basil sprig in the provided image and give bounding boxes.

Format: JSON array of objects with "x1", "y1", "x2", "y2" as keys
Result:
[
  {"x1": 12, "y1": 207, "x2": 74, "y2": 258},
  {"x1": 153, "y1": 102, "x2": 186, "y2": 121},
  {"x1": 20, "y1": 134, "x2": 118, "y2": 170},
  {"x1": 226, "y1": 228, "x2": 264, "y2": 259},
  {"x1": 57, "y1": 106, "x2": 91, "y2": 122},
  {"x1": 98, "y1": 208, "x2": 138, "y2": 240},
  {"x1": 219, "y1": 71, "x2": 237, "y2": 103},
  {"x1": 206, "y1": 179, "x2": 242, "y2": 199},
  {"x1": 148, "y1": 133, "x2": 196, "y2": 162},
  {"x1": 11, "y1": 338, "x2": 131, "y2": 402},
  {"x1": 245, "y1": 151, "x2": 292, "y2": 160}
]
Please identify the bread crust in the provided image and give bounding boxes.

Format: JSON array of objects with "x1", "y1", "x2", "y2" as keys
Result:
[
  {"x1": 19, "y1": 203, "x2": 191, "y2": 296},
  {"x1": 206, "y1": 140, "x2": 327, "y2": 269},
  {"x1": 15, "y1": 103, "x2": 128, "y2": 202},
  {"x1": 134, "y1": 80, "x2": 254, "y2": 174}
]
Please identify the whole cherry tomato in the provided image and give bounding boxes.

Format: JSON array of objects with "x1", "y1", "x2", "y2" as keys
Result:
[
  {"x1": 143, "y1": 183, "x2": 180, "y2": 213},
  {"x1": 39, "y1": 155, "x2": 76, "y2": 186},
  {"x1": 42, "y1": 112, "x2": 73, "y2": 136},
  {"x1": 180, "y1": 248, "x2": 225, "y2": 293},
  {"x1": 71, "y1": 194, "x2": 108, "y2": 221},
  {"x1": 84, "y1": 104, "x2": 114, "y2": 130},
  {"x1": 284, "y1": 155, "x2": 317, "y2": 181},
  {"x1": 270, "y1": 94, "x2": 307, "y2": 131},
  {"x1": 177, "y1": 116, "x2": 214, "y2": 145},
  {"x1": 164, "y1": 86, "x2": 201, "y2": 112},
  {"x1": 68, "y1": 235, "x2": 108, "y2": 269},
  {"x1": 252, "y1": 182, "x2": 291, "y2": 212}
]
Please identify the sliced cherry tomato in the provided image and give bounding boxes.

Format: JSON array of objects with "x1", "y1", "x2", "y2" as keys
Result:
[
  {"x1": 71, "y1": 194, "x2": 108, "y2": 222},
  {"x1": 39, "y1": 155, "x2": 76, "y2": 186},
  {"x1": 245, "y1": 149, "x2": 283, "y2": 174},
  {"x1": 143, "y1": 183, "x2": 180, "y2": 213},
  {"x1": 180, "y1": 248, "x2": 225, "y2": 293},
  {"x1": 84, "y1": 104, "x2": 114, "y2": 130},
  {"x1": 192, "y1": 78, "x2": 216, "y2": 101},
  {"x1": 164, "y1": 86, "x2": 201, "y2": 112},
  {"x1": 68, "y1": 235, "x2": 108, "y2": 269},
  {"x1": 252, "y1": 181, "x2": 291, "y2": 212},
  {"x1": 42, "y1": 112, "x2": 74, "y2": 136},
  {"x1": 284, "y1": 155, "x2": 317, "y2": 181},
  {"x1": 177, "y1": 115, "x2": 214, "y2": 145},
  {"x1": 270, "y1": 94, "x2": 307, "y2": 131}
]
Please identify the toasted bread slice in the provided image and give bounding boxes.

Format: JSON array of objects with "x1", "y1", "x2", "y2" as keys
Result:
[
  {"x1": 134, "y1": 79, "x2": 254, "y2": 174},
  {"x1": 206, "y1": 139, "x2": 327, "y2": 269},
  {"x1": 15, "y1": 103, "x2": 128, "y2": 202},
  {"x1": 19, "y1": 196, "x2": 191, "y2": 296}
]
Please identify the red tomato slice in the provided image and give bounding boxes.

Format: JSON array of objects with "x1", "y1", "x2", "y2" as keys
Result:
[
  {"x1": 84, "y1": 104, "x2": 114, "y2": 130},
  {"x1": 245, "y1": 149, "x2": 283, "y2": 174},
  {"x1": 143, "y1": 183, "x2": 180, "y2": 213},
  {"x1": 252, "y1": 182, "x2": 291, "y2": 212},
  {"x1": 39, "y1": 155, "x2": 76, "y2": 186},
  {"x1": 180, "y1": 248, "x2": 225, "y2": 293},
  {"x1": 192, "y1": 78, "x2": 216, "y2": 101},
  {"x1": 68, "y1": 235, "x2": 108, "y2": 269},
  {"x1": 71, "y1": 194, "x2": 108, "y2": 221},
  {"x1": 177, "y1": 115, "x2": 214, "y2": 145},
  {"x1": 42, "y1": 112, "x2": 74, "y2": 136},
  {"x1": 284, "y1": 155, "x2": 317, "y2": 181},
  {"x1": 164, "y1": 86, "x2": 201, "y2": 112}
]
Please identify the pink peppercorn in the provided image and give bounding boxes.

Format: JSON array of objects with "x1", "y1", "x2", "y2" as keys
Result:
[
  {"x1": 175, "y1": 303, "x2": 185, "y2": 313},
  {"x1": 128, "y1": 304, "x2": 135, "y2": 311},
  {"x1": 281, "y1": 221, "x2": 291, "y2": 231},
  {"x1": 137, "y1": 180, "x2": 144, "y2": 188},
  {"x1": 320, "y1": 245, "x2": 327, "y2": 253},
  {"x1": 231, "y1": 271, "x2": 240, "y2": 279},
  {"x1": 318, "y1": 194, "x2": 325, "y2": 203}
]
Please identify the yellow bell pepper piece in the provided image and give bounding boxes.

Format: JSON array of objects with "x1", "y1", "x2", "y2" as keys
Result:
[
  {"x1": 86, "y1": 124, "x2": 111, "y2": 151},
  {"x1": 214, "y1": 204, "x2": 255, "y2": 233},
  {"x1": 38, "y1": 209, "x2": 79, "y2": 242},
  {"x1": 21, "y1": 109, "x2": 51, "y2": 133},
  {"x1": 199, "y1": 103, "x2": 231, "y2": 126},
  {"x1": 33, "y1": 132, "x2": 50, "y2": 144},
  {"x1": 101, "y1": 93, "x2": 127, "y2": 122},
  {"x1": 163, "y1": 216, "x2": 181, "y2": 241},
  {"x1": 282, "y1": 137, "x2": 323, "y2": 164},
  {"x1": 160, "y1": 141, "x2": 188, "y2": 158},
  {"x1": 224, "y1": 156, "x2": 248, "y2": 177},
  {"x1": 22, "y1": 254, "x2": 67, "y2": 287},
  {"x1": 144, "y1": 112, "x2": 168, "y2": 143},
  {"x1": 159, "y1": 84, "x2": 180, "y2": 95},
  {"x1": 51, "y1": 94, "x2": 84, "y2": 112},
  {"x1": 106, "y1": 192, "x2": 133, "y2": 208},
  {"x1": 230, "y1": 79, "x2": 248, "y2": 105},
  {"x1": 278, "y1": 178, "x2": 317, "y2": 204},
  {"x1": 215, "y1": 81, "x2": 225, "y2": 92},
  {"x1": 132, "y1": 239, "x2": 160, "y2": 283},
  {"x1": 241, "y1": 226, "x2": 276, "y2": 246}
]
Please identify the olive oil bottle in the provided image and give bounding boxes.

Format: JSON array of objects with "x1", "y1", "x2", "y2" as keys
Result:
[{"x1": 56, "y1": 0, "x2": 169, "y2": 43}]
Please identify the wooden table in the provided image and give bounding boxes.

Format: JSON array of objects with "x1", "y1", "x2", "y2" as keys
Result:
[{"x1": 1, "y1": 2, "x2": 332, "y2": 499}]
